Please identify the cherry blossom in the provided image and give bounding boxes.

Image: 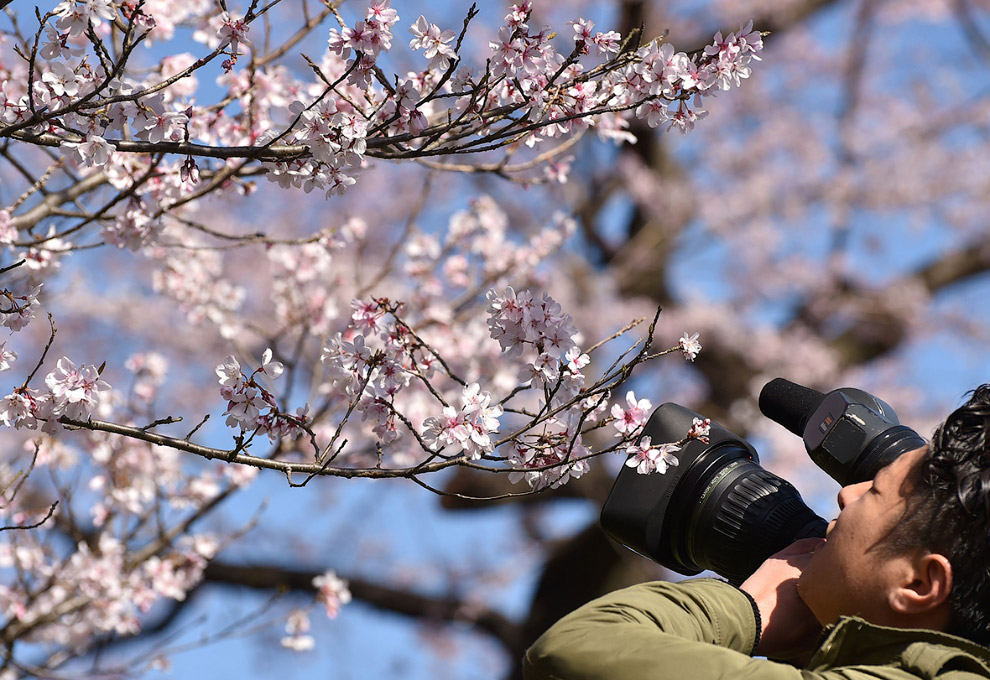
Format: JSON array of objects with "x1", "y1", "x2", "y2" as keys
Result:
[
  {"x1": 624, "y1": 436, "x2": 680, "y2": 475},
  {"x1": 0, "y1": 341, "x2": 15, "y2": 371},
  {"x1": 281, "y1": 609, "x2": 315, "y2": 651},
  {"x1": 506, "y1": 410, "x2": 592, "y2": 490},
  {"x1": 408, "y1": 15, "x2": 457, "y2": 70},
  {"x1": 486, "y1": 287, "x2": 577, "y2": 359},
  {"x1": 260, "y1": 348, "x2": 284, "y2": 381},
  {"x1": 44, "y1": 355, "x2": 111, "y2": 423},
  {"x1": 1, "y1": 284, "x2": 43, "y2": 333},
  {"x1": 679, "y1": 331, "x2": 702, "y2": 362},
  {"x1": 41, "y1": 61, "x2": 80, "y2": 97},
  {"x1": 54, "y1": 0, "x2": 116, "y2": 38},
  {"x1": 61, "y1": 134, "x2": 115, "y2": 168},
  {"x1": 687, "y1": 417, "x2": 711, "y2": 443},
  {"x1": 217, "y1": 11, "x2": 250, "y2": 70},
  {"x1": 313, "y1": 570, "x2": 351, "y2": 619},
  {"x1": 421, "y1": 383, "x2": 503, "y2": 461},
  {"x1": 611, "y1": 390, "x2": 653, "y2": 436},
  {"x1": 0, "y1": 389, "x2": 39, "y2": 429}
]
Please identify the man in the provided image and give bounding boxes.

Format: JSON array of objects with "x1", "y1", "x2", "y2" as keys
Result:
[{"x1": 523, "y1": 386, "x2": 990, "y2": 679}]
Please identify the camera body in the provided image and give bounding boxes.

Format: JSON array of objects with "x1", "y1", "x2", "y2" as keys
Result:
[{"x1": 600, "y1": 379, "x2": 926, "y2": 584}]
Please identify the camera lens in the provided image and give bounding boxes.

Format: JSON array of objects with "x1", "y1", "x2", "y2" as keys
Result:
[
  {"x1": 601, "y1": 403, "x2": 827, "y2": 584},
  {"x1": 671, "y1": 452, "x2": 827, "y2": 583}
]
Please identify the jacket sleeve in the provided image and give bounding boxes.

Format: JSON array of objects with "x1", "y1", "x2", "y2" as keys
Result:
[{"x1": 522, "y1": 578, "x2": 809, "y2": 680}]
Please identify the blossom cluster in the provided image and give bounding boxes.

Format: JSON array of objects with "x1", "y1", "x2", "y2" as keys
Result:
[
  {"x1": 632, "y1": 22, "x2": 764, "y2": 133},
  {"x1": 1, "y1": 356, "x2": 110, "y2": 433},
  {"x1": 0, "y1": 283, "x2": 42, "y2": 332},
  {"x1": 486, "y1": 286, "x2": 591, "y2": 401},
  {"x1": 421, "y1": 383, "x2": 503, "y2": 459},
  {"x1": 503, "y1": 386, "x2": 655, "y2": 490},
  {"x1": 0, "y1": 0, "x2": 764, "y2": 224},
  {"x1": 624, "y1": 436, "x2": 680, "y2": 475},
  {"x1": 482, "y1": 286, "x2": 609, "y2": 489},
  {"x1": 321, "y1": 294, "x2": 513, "y2": 453},
  {"x1": 280, "y1": 571, "x2": 352, "y2": 652},
  {"x1": 313, "y1": 570, "x2": 352, "y2": 619},
  {"x1": 505, "y1": 408, "x2": 595, "y2": 490},
  {"x1": 688, "y1": 416, "x2": 711, "y2": 442},
  {"x1": 267, "y1": 224, "x2": 356, "y2": 337},
  {"x1": 216, "y1": 349, "x2": 308, "y2": 441},
  {"x1": 0, "y1": 532, "x2": 218, "y2": 647},
  {"x1": 312, "y1": 283, "x2": 652, "y2": 489},
  {"x1": 621, "y1": 416, "x2": 710, "y2": 476}
]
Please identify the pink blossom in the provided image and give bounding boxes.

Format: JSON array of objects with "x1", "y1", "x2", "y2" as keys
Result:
[
  {"x1": 506, "y1": 412, "x2": 590, "y2": 489},
  {"x1": 704, "y1": 21, "x2": 764, "y2": 91},
  {"x1": 688, "y1": 417, "x2": 711, "y2": 442},
  {"x1": 40, "y1": 25, "x2": 79, "y2": 60},
  {"x1": 565, "y1": 346, "x2": 589, "y2": 373},
  {"x1": 44, "y1": 356, "x2": 111, "y2": 422},
  {"x1": 313, "y1": 570, "x2": 351, "y2": 618},
  {"x1": 486, "y1": 287, "x2": 576, "y2": 359},
  {"x1": 135, "y1": 105, "x2": 188, "y2": 144},
  {"x1": 41, "y1": 61, "x2": 80, "y2": 97},
  {"x1": 635, "y1": 99, "x2": 668, "y2": 129},
  {"x1": 215, "y1": 352, "x2": 287, "y2": 431},
  {"x1": 611, "y1": 390, "x2": 652, "y2": 436},
  {"x1": 260, "y1": 347, "x2": 284, "y2": 380},
  {"x1": 591, "y1": 30, "x2": 621, "y2": 56},
  {"x1": 505, "y1": 2, "x2": 532, "y2": 29},
  {"x1": 281, "y1": 608, "x2": 315, "y2": 651},
  {"x1": 568, "y1": 18, "x2": 594, "y2": 42},
  {"x1": 215, "y1": 355, "x2": 243, "y2": 398},
  {"x1": 0, "y1": 209, "x2": 15, "y2": 244},
  {"x1": 422, "y1": 406, "x2": 468, "y2": 452},
  {"x1": 666, "y1": 99, "x2": 708, "y2": 134},
  {"x1": 217, "y1": 11, "x2": 250, "y2": 52},
  {"x1": 350, "y1": 299, "x2": 384, "y2": 332},
  {"x1": 624, "y1": 436, "x2": 680, "y2": 475},
  {"x1": 103, "y1": 202, "x2": 161, "y2": 250},
  {"x1": 61, "y1": 134, "x2": 115, "y2": 168},
  {"x1": 518, "y1": 352, "x2": 558, "y2": 389},
  {"x1": 408, "y1": 15, "x2": 456, "y2": 70},
  {"x1": 367, "y1": 0, "x2": 398, "y2": 27},
  {"x1": 679, "y1": 331, "x2": 702, "y2": 361},
  {"x1": 421, "y1": 385, "x2": 503, "y2": 458},
  {"x1": 0, "y1": 341, "x2": 15, "y2": 371},
  {"x1": 0, "y1": 389, "x2": 39, "y2": 429},
  {"x1": 54, "y1": 0, "x2": 116, "y2": 37}
]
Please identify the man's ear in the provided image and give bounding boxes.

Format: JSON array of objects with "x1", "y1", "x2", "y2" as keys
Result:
[{"x1": 889, "y1": 552, "x2": 953, "y2": 616}]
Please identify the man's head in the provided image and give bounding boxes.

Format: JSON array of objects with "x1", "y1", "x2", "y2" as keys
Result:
[{"x1": 798, "y1": 385, "x2": 990, "y2": 644}]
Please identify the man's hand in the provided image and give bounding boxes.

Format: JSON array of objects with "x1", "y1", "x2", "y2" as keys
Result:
[{"x1": 739, "y1": 537, "x2": 825, "y2": 664}]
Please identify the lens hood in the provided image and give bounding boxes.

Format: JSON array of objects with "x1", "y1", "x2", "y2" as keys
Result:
[{"x1": 600, "y1": 403, "x2": 760, "y2": 574}]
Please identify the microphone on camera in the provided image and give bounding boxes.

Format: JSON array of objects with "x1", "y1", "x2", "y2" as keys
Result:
[
  {"x1": 759, "y1": 377, "x2": 925, "y2": 485},
  {"x1": 758, "y1": 378, "x2": 825, "y2": 436}
]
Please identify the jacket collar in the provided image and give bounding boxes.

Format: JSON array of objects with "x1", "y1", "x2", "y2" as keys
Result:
[{"x1": 808, "y1": 616, "x2": 990, "y2": 678}]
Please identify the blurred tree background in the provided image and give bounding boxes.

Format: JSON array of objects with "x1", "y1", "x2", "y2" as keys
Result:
[{"x1": 3, "y1": 0, "x2": 990, "y2": 678}]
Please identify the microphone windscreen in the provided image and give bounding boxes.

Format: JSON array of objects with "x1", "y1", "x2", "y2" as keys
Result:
[{"x1": 759, "y1": 378, "x2": 825, "y2": 436}]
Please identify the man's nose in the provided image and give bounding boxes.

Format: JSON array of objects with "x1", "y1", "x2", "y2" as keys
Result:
[{"x1": 836, "y1": 480, "x2": 870, "y2": 509}]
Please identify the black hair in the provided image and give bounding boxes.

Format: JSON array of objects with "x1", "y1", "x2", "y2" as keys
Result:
[{"x1": 886, "y1": 384, "x2": 990, "y2": 645}]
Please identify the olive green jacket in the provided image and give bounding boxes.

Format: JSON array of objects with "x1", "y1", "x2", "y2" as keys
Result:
[{"x1": 523, "y1": 578, "x2": 990, "y2": 680}]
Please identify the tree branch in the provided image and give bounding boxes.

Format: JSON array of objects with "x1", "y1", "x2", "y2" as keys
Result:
[{"x1": 202, "y1": 560, "x2": 520, "y2": 651}]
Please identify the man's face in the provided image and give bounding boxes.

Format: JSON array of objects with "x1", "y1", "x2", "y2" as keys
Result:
[{"x1": 797, "y1": 445, "x2": 927, "y2": 627}]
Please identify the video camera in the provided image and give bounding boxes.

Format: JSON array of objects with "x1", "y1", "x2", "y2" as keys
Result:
[{"x1": 600, "y1": 378, "x2": 926, "y2": 584}]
